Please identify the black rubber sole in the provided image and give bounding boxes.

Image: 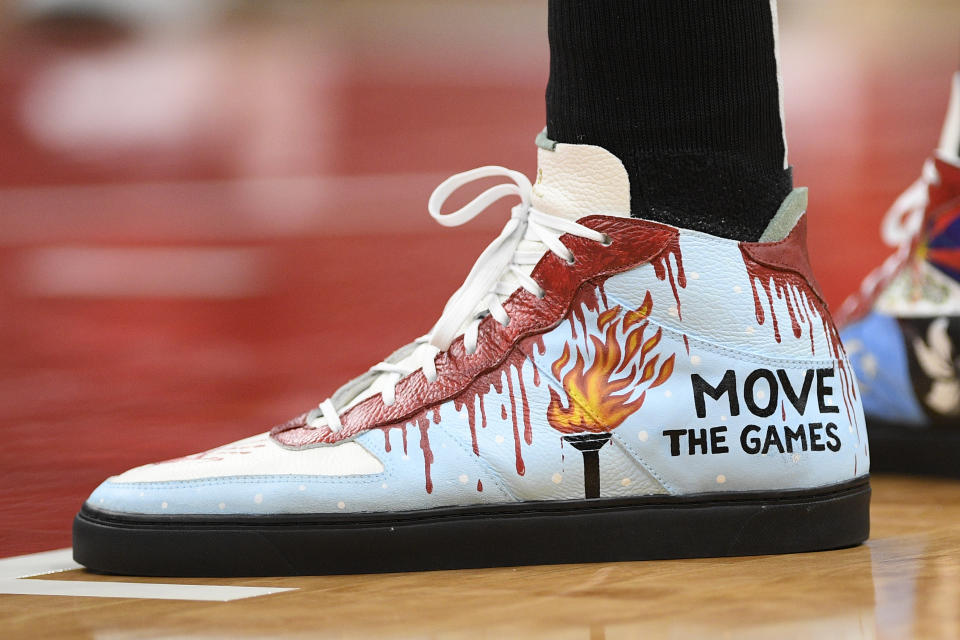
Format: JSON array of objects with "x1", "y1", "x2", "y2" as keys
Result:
[
  {"x1": 867, "y1": 418, "x2": 960, "y2": 478},
  {"x1": 73, "y1": 477, "x2": 870, "y2": 577}
]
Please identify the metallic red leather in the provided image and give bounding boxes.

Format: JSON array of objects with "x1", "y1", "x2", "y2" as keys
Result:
[
  {"x1": 739, "y1": 215, "x2": 859, "y2": 441},
  {"x1": 738, "y1": 215, "x2": 826, "y2": 308},
  {"x1": 271, "y1": 216, "x2": 679, "y2": 448}
]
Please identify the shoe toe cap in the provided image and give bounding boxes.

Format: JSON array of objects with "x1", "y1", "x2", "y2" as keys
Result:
[{"x1": 84, "y1": 432, "x2": 387, "y2": 516}]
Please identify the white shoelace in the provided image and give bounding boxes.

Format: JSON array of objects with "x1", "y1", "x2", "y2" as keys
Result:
[
  {"x1": 837, "y1": 159, "x2": 941, "y2": 320},
  {"x1": 308, "y1": 166, "x2": 610, "y2": 433}
]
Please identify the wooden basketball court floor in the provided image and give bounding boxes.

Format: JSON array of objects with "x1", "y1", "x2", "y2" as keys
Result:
[{"x1": 1, "y1": 1, "x2": 959, "y2": 637}]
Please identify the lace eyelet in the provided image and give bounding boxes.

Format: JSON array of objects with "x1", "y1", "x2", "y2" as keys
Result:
[
  {"x1": 565, "y1": 256, "x2": 576, "y2": 266},
  {"x1": 600, "y1": 234, "x2": 613, "y2": 247}
]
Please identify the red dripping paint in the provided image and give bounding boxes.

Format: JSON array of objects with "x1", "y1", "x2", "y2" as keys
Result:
[
  {"x1": 517, "y1": 365, "x2": 533, "y2": 445},
  {"x1": 817, "y1": 300, "x2": 860, "y2": 426},
  {"x1": 432, "y1": 407, "x2": 441, "y2": 424},
  {"x1": 411, "y1": 347, "x2": 537, "y2": 490},
  {"x1": 532, "y1": 365, "x2": 541, "y2": 387},
  {"x1": 476, "y1": 479, "x2": 483, "y2": 492},
  {"x1": 753, "y1": 271, "x2": 780, "y2": 341},
  {"x1": 383, "y1": 428, "x2": 391, "y2": 453},
  {"x1": 271, "y1": 216, "x2": 681, "y2": 452},
  {"x1": 792, "y1": 286, "x2": 816, "y2": 354},
  {"x1": 532, "y1": 334, "x2": 546, "y2": 356},
  {"x1": 401, "y1": 425, "x2": 408, "y2": 456},
  {"x1": 580, "y1": 282, "x2": 604, "y2": 313},
  {"x1": 742, "y1": 254, "x2": 808, "y2": 345},
  {"x1": 468, "y1": 399, "x2": 479, "y2": 454},
  {"x1": 505, "y1": 367, "x2": 526, "y2": 475},
  {"x1": 571, "y1": 307, "x2": 585, "y2": 339},
  {"x1": 782, "y1": 285, "x2": 803, "y2": 340},
  {"x1": 683, "y1": 334, "x2": 690, "y2": 355},
  {"x1": 598, "y1": 281, "x2": 609, "y2": 307},
  {"x1": 652, "y1": 231, "x2": 687, "y2": 319},
  {"x1": 439, "y1": 347, "x2": 535, "y2": 478},
  {"x1": 570, "y1": 285, "x2": 603, "y2": 345},
  {"x1": 415, "y1": 416, "x2": 435, "y2": 494},
  {"x1": 739, "y1": 238, "x2": 861, "y2": 470},
  {"x1": 454, "y1": 394, "x2": 480, "y2": 455},
  {"x1": 781, "y1": 400, "x2": 786, "y2": 421}
]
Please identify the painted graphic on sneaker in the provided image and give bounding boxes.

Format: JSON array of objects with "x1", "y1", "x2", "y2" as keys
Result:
[{"x1": 75, "y1": 138, "x2": 869, "y2": 575}]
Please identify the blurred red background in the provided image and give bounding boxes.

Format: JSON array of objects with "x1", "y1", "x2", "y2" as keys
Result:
[{"x1": 1, "y1": 0, "x2": 958, "y2": 557}]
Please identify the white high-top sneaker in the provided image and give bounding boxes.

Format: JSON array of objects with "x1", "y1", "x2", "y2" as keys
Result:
[
  {"x1": 74, "y1": 132, "x2": 870, "y2": 576},
  {"x1": 839, "y1": 72, "x2": 960, "y2": 477}
]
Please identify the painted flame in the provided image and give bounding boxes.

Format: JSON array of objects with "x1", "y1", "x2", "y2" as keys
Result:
[{"x1": 547, "y1": 292, "x2": 676, "y2": 434}]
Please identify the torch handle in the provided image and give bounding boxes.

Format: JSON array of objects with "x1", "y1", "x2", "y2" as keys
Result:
[{"x1": 582, "y1": 450, "x2": 601, "y2": 499}]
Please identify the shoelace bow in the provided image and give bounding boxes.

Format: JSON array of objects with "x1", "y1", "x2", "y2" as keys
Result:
[
  {"x1": 837, "y1": 159, "x2": 941, "y2": 321},
  {"x1": 308, "y1": 166, "x2": 610, "y2": 433}
]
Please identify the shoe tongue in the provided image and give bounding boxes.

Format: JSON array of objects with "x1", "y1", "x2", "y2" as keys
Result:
[
  {"x1": 530, "y1": 133, "x2": 631, "y2": 221},
  {"x1": 320, "y1": 138, "x2": 634, "y2": 423}
]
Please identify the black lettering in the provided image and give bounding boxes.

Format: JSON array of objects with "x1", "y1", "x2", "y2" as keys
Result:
[
  {"x1": 741, "y1": 425, "x2": 762, "y2": 454},
  {"x1": 817, "y1": 368, "x2": 841, "y2": 413},
  {"x1": 663, "y1": 429, "x2": 686, "y2": 456},
  {"x1": 745, "y1": 369, "x2": 779, "y2": 417},
  {"x1": 692, "y1": 370, "x2": 740, "y2": 419},
  {"x1": 762, "y1": 425, "x2": 785, "y2": 454},
  {"x1": 688, "y1": 428, "x2": 708, "y2": 455},
  {"x1": 783, "y1": 425, "x2": 808, "y2": 453},
  {"x1": 710, "y1": 426, "x2": 729, "y2": 454},
  {"x1": 809, "y1": 422, "x2": 825, "y2": 451},
  {"x1": 778, "y1": 369, "x2": 814, "y2": 415},
  {"x1": 826, "y1": 422, "x2": 841, "y2": 452}
]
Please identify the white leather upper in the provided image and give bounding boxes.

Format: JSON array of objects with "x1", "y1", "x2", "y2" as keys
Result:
[
  {"x1": 110, "y1": 433, "x2": 384, "y2": 483},
  {"x1": 531, "y1": 142, "x2": 631, "y2": 220}
]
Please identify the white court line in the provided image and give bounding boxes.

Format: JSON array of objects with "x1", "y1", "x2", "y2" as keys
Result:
[
  {"x1": 0, "y1": 549, "x2": 295, "y2": 601},
  {"x1": 0, "y1": 578, "x2": 293, "y2": 601}
]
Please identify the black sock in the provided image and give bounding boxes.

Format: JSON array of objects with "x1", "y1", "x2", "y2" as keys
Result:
[{"x1": 546, "y1": 0, "x2": 793, "y2": 241}]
